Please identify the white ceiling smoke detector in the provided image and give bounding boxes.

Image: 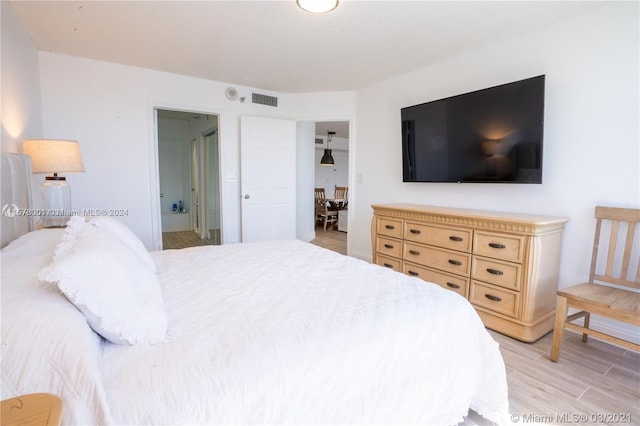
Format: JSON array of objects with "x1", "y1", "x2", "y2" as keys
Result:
[{"x1": 225, "y1": 87, "x2": 239, "y2": 101}]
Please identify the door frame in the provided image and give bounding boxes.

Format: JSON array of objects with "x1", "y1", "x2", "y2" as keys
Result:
[{"x1": 149, "y1": 104, "x2": 223, "y2": 250}]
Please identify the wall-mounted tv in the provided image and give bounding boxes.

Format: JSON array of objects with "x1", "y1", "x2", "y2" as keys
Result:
[{"x1": 401, "y1": 75, "x2": 545, "y2": 183}]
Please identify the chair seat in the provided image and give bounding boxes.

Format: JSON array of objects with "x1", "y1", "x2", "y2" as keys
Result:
[{"x1": 558, "y1": 283, "x2": 640, "y2": 324}]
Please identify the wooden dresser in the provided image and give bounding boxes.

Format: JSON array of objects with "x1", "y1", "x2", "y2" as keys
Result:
[{"x1": 371, "y1": 204, "x2": 568, "y2": 342}]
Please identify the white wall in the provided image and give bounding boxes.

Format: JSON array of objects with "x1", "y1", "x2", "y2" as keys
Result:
[
  {"x1": 351, "y1": 2, "x2": 639, "y2": 341},
  {"x1": 315, "y1": 148, "x2": 349, "y2": 195},
  {"x1": 287, "y1": 92, "x2": 356, "y2": 244},
  {"x1": 158, "y1": 118, "x2": 191, "y2": 217},
  {"x1": 37, "y1": 53, "x2": 357, "y2": 249},
  {"x1": 314, "y1": 134, "x2": 349, "y2": 197},
  {"x1": 1, "y1": 1, "x2": 43, "y2": 152}
]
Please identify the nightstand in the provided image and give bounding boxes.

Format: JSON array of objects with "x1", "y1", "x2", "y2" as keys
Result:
[{"x1": 1, "y1": 393, "x2": 62, "y2": 426}]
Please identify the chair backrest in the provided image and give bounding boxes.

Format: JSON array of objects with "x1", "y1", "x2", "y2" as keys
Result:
[
  {"x1": 314, "y1": 188, "x2": 326, "y2": 206},
  {"x1": 589, "y1": 206, "x2": 640, "y2": 289},
  {"x1": 335, "y1": 186, "x2": 348, "y2": 200}
]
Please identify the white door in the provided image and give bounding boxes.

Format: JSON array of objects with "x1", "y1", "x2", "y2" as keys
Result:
[{"x1": 240, "y1": 116, "x2": 296, "y2": 242}]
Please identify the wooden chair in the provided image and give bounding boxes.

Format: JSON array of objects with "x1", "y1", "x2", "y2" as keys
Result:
[
  {"x1": 550, "y1": 206, "x2": 640, "y2": 362},
  {"x1": 334, "y1": 186, "x2": 348, "y2": 209},
  {"x1": 314, "y1": 188, "x2": 337, "y2": 231},
  {"x1": 1, "y1": 393, "x2": 63, "y2": 426}
]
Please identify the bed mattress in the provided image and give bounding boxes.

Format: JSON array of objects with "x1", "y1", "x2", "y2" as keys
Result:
[{"x1": 1, "y1": 232, "x2": 508, "y2": 425}]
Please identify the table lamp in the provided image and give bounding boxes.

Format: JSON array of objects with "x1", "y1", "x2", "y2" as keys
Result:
[{"x1": 23, "y1": 139, "x2": 85, "y2": 228}]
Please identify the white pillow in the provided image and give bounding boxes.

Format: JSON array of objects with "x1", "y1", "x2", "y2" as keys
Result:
[
  {"x1": 1, "y1": 228, "x2": 65, "y2": 257},
  {"x1": 38, "y1": 216, "x2": 168, "y2": 345},
  {"x1": 86, "y1": 216, "x2": 156, "y2": 272}
]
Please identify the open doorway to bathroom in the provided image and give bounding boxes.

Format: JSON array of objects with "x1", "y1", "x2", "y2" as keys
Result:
[{"x1": 156, "y1": 109, "x2": 221, "y2": 249}]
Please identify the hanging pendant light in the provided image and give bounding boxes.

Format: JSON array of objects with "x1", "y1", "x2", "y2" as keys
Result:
[{"x1": 320, "y1": 131, "x2": 336, "y2": 166}]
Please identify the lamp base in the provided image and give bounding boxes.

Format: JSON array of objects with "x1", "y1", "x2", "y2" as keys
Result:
[{"x1": 41, "y1": 177, "x2": 71, "y2": 228}]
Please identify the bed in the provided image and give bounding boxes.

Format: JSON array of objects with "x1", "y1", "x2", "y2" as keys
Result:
[{"x1": 0, "y1": 153, "x2": 509, "y2": 425}]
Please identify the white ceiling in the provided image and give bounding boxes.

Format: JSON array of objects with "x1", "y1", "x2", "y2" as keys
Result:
[{"x1": 10, "y1": 1, "x2": 598, "y2": 94}]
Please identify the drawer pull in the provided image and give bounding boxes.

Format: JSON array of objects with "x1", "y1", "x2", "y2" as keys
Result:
[
  {"x1": 489, "y1": 242, "x2": 506, "y2": 249},
  {"x1": 385, "y1": 225, "x2": 395, "y2": 230},
  {"x1": 448, "y1": 259, "x2": 462, "y2": 266},
  {"x1": 408, "y1": 270, "x2": 419, "y2": 276},
  {"x1": 449, "y1": 236, "x2": 463, "y2": 242},
  {"x1": 485, "y1": 294, "x2": 502, "y2": 302},
  {"x1": 409, "y1": 249, "x2": 420, "y2": 255},
  {"x1": 383, "y1": 263, "x2": 393, "y2": 268},
  {"x1": 446, "y1": 282, "x2": 461, "y2": 289},
  {"x1": 384, "y1": 244, "x2": 394, "y2": 249},
  {"x1": 486, "y1": 268, "x2": 504, "y2": 276},
  {"x1": 410, "y1": 229, "x2": 421, "y2": 234}
]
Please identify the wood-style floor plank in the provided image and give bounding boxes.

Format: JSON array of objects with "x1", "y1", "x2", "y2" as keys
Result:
[
  {"x1": 310, "y1": 225, "x2": 347, "y2": 255},
  {"x1": 162, "y1": 231, "x2": 212, "y2": 250},
  {"x1": 478, "y1": 330, "x2": 640, "y2": 425}
]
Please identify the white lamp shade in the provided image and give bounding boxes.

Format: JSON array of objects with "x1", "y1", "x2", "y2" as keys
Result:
[
  {"x1": 23, "y1": 139, "x2": 85, "y2": 174},
  {"x1": 480, "y1": 140, "x2": 504, "y2": 156}
]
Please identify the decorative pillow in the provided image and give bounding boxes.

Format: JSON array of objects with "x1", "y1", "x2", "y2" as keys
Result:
[
  {"x1": 86, "y1": 216, "x2": 156, "y2": 272},
  {"x1": 38, "y1": 216, "x2": 168, "y2": 345}
]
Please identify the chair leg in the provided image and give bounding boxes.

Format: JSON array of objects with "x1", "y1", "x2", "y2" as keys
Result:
[
  {"x1": 582, "y1": 312, "x2": 590, "y2": 342},
  {"x1": 323, "y1": 216, "x2": 328, "y2": 232},
  {"x1": 550, "y1": 295, "x2": 568, "y2": 362}
]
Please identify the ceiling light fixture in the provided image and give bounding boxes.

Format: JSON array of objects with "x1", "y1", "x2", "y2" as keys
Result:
[
  {"x1": 297, "y1": 0, "x2": 339, "y2": 14},
  {"x1": 320, "y1": 131, "x2": 336, "y2": 166}
]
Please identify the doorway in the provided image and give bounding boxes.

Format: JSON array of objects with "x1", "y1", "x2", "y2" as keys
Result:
[
  {"x1": 311, "y1": 121, "x2": 349, "y2": 254},
  {"x1": 156, "y1": 109, "x2": 221, "y2": 249}
]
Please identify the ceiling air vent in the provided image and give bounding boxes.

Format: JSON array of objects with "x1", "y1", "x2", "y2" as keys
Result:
[{"x1": 252, "y1": 93, "x2": 278, "y2": 107}]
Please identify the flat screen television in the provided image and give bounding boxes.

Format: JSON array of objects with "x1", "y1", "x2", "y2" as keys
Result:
[{"x1": 401, "y1": 75, "x2": 545, "y2": 183}]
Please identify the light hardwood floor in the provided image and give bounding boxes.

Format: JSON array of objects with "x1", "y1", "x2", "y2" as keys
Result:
[
  {"x1": 477, "y1": 329, "x2": 639, "y2": 425},
  {"x1": 310, "y1": 225, "x2": 347, "y2": 255},
  {"x1": 162, "y1": 231, "x2": 212, "y2": 250}
]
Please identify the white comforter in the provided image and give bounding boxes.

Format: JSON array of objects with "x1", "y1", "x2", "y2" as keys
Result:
[{"x1": 2, "y1": 232, "x2": 508, "y2": 425}]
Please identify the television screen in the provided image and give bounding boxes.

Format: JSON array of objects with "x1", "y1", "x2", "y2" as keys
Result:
[{"x1": 401, "y1": 75, "x2": 545, "y2": 183}]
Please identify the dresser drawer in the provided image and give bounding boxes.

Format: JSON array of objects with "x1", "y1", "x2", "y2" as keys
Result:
[
  {"x1": 471, "y1": 256, "x2": 522, "y2": 291},
  {"x1": 376, "y1": 236, "x2": 402, "y2": 259},
  {"x1": 404, "y1": 222, "x2": 472, "y2": 252},
  {"x1": 470, "y1": 281, "x2": 520, "y2": 318},
  {"x1": 376, "y1": 217, "x2": 403, "y2": 239},
  {"x1": 403, "y1": 241, "x2": 471, "y2": 276},
  {"x1": 474, "y1": 231, "x2": 525, "y2": 263},
  {"x1": 403, "y1": 262, "x2": 469, "y2": 298},
  {"x1": 375, "y1": 254, "x2": 402, "y2": 272}
]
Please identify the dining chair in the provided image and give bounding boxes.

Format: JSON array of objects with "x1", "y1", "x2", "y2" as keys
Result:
[
  {"x1": 314, "y1": 188, "x2": 338, "y2": 231},
  {"x1": 550, "y1": 206, "x2": 640, "y2": 362},
  {"x1": 334, "y1": 186, "x2": 348, "y2": 209}
]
